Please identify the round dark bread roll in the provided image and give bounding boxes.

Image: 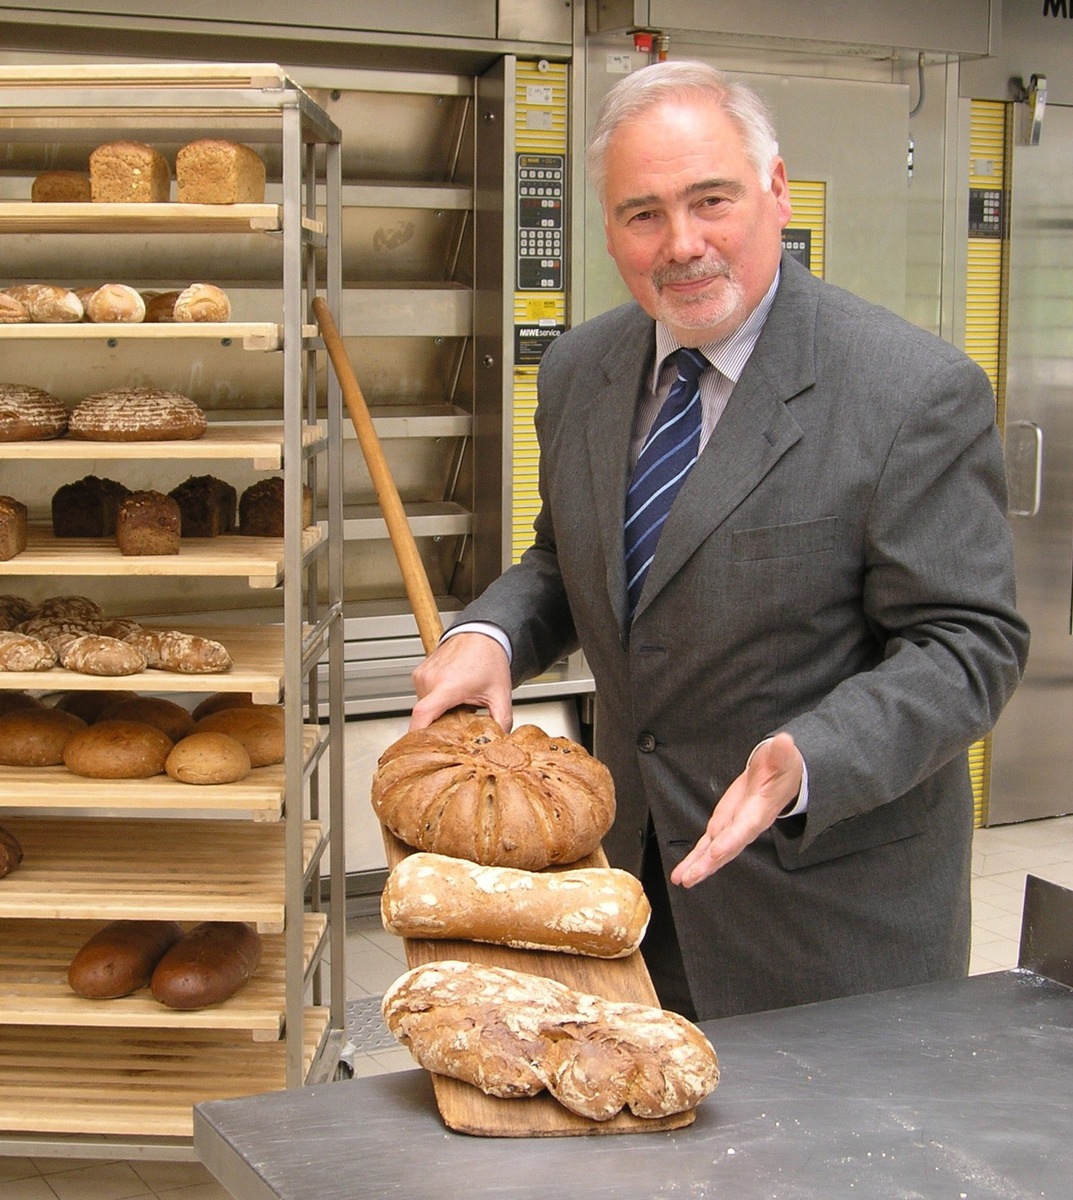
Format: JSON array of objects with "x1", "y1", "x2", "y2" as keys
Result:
[
  {"x1": 53, "y1": 688, "x2": 139, "y2": 723},
  {"x1": 193, "y1": 706, "x2": 284, "y2": 767},
  {"x1": 165, "y1": 731, "x2": 251, "y2": 784},
  {"x1": 62, "y1": 718, "x2": 172, "y2": 779},
  {"x1": 0, "y1": 690, "x2": 43, "y2": 715},
  {"x1": 96, "y1": 695, "x2": 195, "y2": 742},
  {"x1": 190, "y1": 691, "x2": 255, "y2": 721},
  {"x1": 0, "y1": 706, "x2": 86, "y2": 766}
]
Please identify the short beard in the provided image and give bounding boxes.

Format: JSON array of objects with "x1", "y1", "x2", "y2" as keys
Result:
[{"x1": 650, "y1": 258, "x2": 744, "y2": 335}]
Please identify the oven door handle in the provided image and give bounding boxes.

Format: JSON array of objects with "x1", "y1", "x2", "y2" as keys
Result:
[{"x1": 1006, "y1": 419, "x2": 1043, "y2": 518}]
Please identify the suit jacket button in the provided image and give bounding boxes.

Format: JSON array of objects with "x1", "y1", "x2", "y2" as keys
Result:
[{"x1": 637, "y1": 733, "x2": 656, "y2": 753}]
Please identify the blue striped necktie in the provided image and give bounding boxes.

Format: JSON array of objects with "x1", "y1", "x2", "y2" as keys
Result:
[{"x1": 624, "y1": 346, "x2": 708, "y2": 618}]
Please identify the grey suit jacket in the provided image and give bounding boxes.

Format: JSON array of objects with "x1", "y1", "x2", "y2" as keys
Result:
[{"x1": 459, "y1": 254, "x2": 1029, "y2": 1018}]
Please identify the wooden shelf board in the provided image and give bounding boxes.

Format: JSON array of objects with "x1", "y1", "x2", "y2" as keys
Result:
[
  {"x1": 0, "y1": 624, "x2": 285, "y2": 702},
  {"x1": 0, "y1": 422, "x2": 320, "y2": 466},
  {"x1": 0, "y1": 63, "x2": 293, "y2": 89},
  {"x1": 0, "y1": 914, "x2": 326, "y2": 1036},
  {"x1": 0, "y1": 725, "x2": 323, "y2": 821},
  {"x1": 0, "y1": 528, "x2": 322, "y2": 586},
  {"x1": 0, "y1": 1007, "x2": 330, "y2": 1138},
  {"x1": 0, "y1": 201, "x2": 283, "y2": 234},
  {"x1": 0, "y1": 321, "x2": 284, "y2": 349},
  {"x1": 0, "y1": 817, "x2": 322, "y2": 932}
]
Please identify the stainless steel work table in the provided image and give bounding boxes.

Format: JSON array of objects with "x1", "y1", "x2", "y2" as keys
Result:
[{"x1": 194, "y1": 878, "x2": 1073, "y2": 1198}]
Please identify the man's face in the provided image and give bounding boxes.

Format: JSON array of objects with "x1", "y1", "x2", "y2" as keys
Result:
[{"x1": 601, "y1": 96, "x2": 792, "y2": 345}]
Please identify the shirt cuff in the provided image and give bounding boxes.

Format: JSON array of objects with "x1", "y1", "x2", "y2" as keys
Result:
[
  {"x1": 746, "y1": 736, "x2": 809, "y2": 817},
  {"x1": 440, "y1": 620, "x2": 514, "y2": 665}
]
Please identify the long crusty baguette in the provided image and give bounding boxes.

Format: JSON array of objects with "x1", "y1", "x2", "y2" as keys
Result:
[
  {"x1": 382, "y1": 960, "x2": 720, "y2": 1122},
  {"x1": 381, "y1": 852, "x2": 650, "y2": 958}
]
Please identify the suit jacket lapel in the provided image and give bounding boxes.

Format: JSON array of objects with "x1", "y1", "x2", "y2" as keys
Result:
[
  {"x1": 583, "y1": 308, "x2": 655, "y2": 628},
  {"x1": 632, "y1": 256, "x2": 820, "y2": 621}
]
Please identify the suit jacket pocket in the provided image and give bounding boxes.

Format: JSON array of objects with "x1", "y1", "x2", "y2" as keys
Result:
[
  {"x1": 731, "y1": 516, "x2": 838, "y2": 561},
  {"x1": 770, "y1": 790, "x2": 930, "y2": 870}
]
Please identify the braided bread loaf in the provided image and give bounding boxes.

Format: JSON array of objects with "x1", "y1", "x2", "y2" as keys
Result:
[{"x1": 371, "y1": 711, "x2": 615, "y2": 870}]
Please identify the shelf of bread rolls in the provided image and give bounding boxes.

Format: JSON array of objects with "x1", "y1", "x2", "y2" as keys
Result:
[
  {"x1": 0, "y1": 1008, "x2": 331, "y2": 1138},
  {"x1": 0, "y1": 914, "x2": 325, "y2": 1039},
  {"x1": 0, "y1": 625, "x2": 287, "y2": 702},
  {"x1": 0, "y1": 816, "x2": 321, "y2": 933},
  {"x1": 0, "y1": 201, "x2": 325, "y2": 236},
  {"x1": 0, "y1": 422, "x2": 324, "y2": 468},
  {"x1": 0, "y1": 527, "x2": 323, "y2": 588},
  {"x1": 0, "y1": 724, "x2": 323, "y2": 822}
]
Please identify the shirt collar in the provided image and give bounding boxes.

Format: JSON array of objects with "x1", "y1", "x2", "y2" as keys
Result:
[{"x1": 653, "y1": 268, "x2": 781, "y2": 387}]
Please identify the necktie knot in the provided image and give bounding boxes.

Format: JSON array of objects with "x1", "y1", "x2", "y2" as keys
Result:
[{"x1": 673, "y1": 346, "x2": 709, "y2": 384}]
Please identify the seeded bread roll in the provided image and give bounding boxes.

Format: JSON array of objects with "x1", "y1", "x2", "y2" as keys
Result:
[
  {"x1": 0, "y1": 384, "x2": 68, "y2": 441},
  {"x1": 62, "y1": 718, "x2": 172, "y2": 778},
  {"x1": 0, "y1": 630, "x2": 57, "y2": 672},
  {"x1": 3, "y1": 284, "x2": 83, "y2": 323},
  {"x1": 172, "y1": 283, "x2": 231, "y2": 323},
  {"x1": 84, "y1": 283, "x2": 146, "y2": 323},
  {"x1": 52, "y1": 475, "x2": 132, "y2": 537},
  {"x1": 69, "y1": 386, "x2": 207, "y2": 442},
  {"x1": 193, "y1": 706, "x2": 284, "y2": 766},
  {"x1": 165, "y1": 731, "x2": 252, "y2": 784},
  {"x1": 115, "y1": 491, "x2": 181, "y2": 556},
  {"x1": 89, "y1": 141, "x2": 170, "y2": 203},
  {"x1": 31, "y1": 170, "x2": 92, "y2": 203},
  {"x1": 59, "y1": 634, "x2": 147, "y2": 677},
  {"x1": 67, "y1": 919, "x2": 184, "y2": 998},
  {"x1": 176, "y1": 139, "x2": 266, "y2": 204},
  {"x1": 96, "y1": 695, "x2": 195, "y2": 742},
  {"x1": 382, "y1": 960, "x2": 720, "y2": 1122},
  {"x1": 150, "y1": 921, "x2": 263, "y2": 1009},
  {"x1": 0, "y1": 705, "x2": 86, "y2": 766},
  {"x1": 124, "y1": 629, "x2": 232, "y2": 674},
  {"x1": 0, "y1": 496, "x2": 27, "y2": 562}
]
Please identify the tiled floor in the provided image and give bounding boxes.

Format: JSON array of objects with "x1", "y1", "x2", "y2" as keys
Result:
[{"x1": 2, "y1": 813, "x2": 1071, "y2": 1199}]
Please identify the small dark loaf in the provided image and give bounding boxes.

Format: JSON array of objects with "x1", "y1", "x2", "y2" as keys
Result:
[
  {"x1": 382, "y1": 960, "x2": 720, "y2": 1122},
  {"x1": 168, "y1": 474, "x2": 236, "y2": 538},
  {"x1": 371, "y1": 710, "x2": 616, "y2": 870},
  {"x1": 150, "y1": 921, "x2": 262, "y2": 1009},
  {"x1": 115, "y1": 491, "x2": 181, "y2": 556},
  {"x1": 52, "y1": 475, "x2": 132, "y2": 537},
  {"x1": 67, "y1": 919, "x2": 184, "y2": 998}
]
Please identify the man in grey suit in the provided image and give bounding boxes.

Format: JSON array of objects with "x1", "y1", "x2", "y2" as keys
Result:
[{"x1": 411, "y1": 61, "x2": 1029, "y2": 1020}]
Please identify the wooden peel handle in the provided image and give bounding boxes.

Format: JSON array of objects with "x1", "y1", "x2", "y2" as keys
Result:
[{"x1": 313, "y1": 297, "x2": 444, "y2": 654}]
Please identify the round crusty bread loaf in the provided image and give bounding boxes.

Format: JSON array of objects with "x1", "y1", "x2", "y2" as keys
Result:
[
  {"x1": 96, "y1": 695, "x2": 195, "y2": 742},
  {"x1": 0, "y1": 630, "x2": 58, "y2": 672},
  {"x1": 124, "y1": 629, "x2": 232, "y2": 674},
  {"x1": 53, "y1": 688, "x2": 139, "y2": 723},
  {"x1": 63, "y1": 718, "x2": 172, "y2": 779},
  {"x1": 371, "y1": 711, "x2": 616, "y2": 870},
  {"x1": 0, "y1": 705, "x2": 87, "y2": 766},
  {"x1": 68, "y1": 386, "x2": 207, "y2": 442},
  {"x1": 85, "y1": 283, "x2": 146, "y2": 324},
  {"x1": 165, "y1": 731, "x2": 252, "y2": 784},
  {"x1": 173, "y1": 282, "x2": 231, "y2": 322},
  {"x1": 33, "y1": 594, "x2": 103, "y2": 623},
  {"x1": 191, "y1": 691, "x2": 255, "y2": 721},
  {"x1": 0, "y1": 293, "x2": 30, "y2": 324},
  {"x1": 0, "y1": 690, "x2": 43, "y2": 715},
  {"x1": 4, "y1": 284, "x2": 83, "y2": 323},
  {"x1": 0, "y1": 384, "x2": 69, "y2": 441},
  {"x1": 0, "y1": 594, "x2": 34, "y2": 629},
  {"x1": 193, "y1": 706, "x2": 284, "y2": 767}
]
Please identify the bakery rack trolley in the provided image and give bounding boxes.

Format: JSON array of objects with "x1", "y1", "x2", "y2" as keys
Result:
[{"x1": 0, "y1": 64, "x2": 345, "y2": 1157}]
